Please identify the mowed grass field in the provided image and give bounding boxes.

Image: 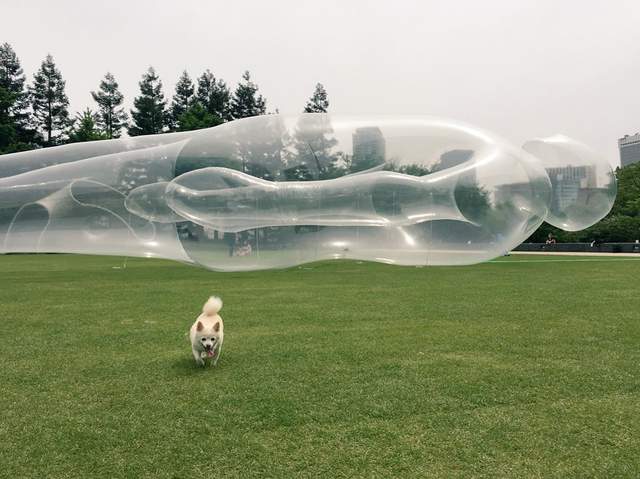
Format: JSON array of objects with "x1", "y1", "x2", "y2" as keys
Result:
[{"x1": 1, "y1": 254, "x2": 639, "y2": 478}]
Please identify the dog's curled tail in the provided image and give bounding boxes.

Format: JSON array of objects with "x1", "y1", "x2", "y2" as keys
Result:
[{"x1": 202, "y1": 296, "x2": 223, "y2": 316}]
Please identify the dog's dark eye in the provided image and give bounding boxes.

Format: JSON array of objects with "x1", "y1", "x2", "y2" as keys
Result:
[{"x1": 201, "y1": 338, "x2": 206, "y2": 341}]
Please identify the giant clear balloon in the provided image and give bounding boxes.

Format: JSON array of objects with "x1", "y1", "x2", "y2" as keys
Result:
[{"x1": 0, "y1": 114, "x2": 616, "y2": 271}]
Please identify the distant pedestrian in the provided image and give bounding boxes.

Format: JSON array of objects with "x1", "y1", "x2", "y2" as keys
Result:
[{"x1": 545, "y1": 233, "x2": 557, "y2": 245}]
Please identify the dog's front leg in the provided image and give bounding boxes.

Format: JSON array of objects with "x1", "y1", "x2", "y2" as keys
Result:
[
  {"x1": 193, "y1": 348, "x2": 205, "y2": 367},
  {"x1": 212, "y1": 344, "x2": 222, "y2": 366}
]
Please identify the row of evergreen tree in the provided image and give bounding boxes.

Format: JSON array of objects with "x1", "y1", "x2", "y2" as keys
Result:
[{"x1": 0, "y1": 42, "x2": 330, "y2": 154}]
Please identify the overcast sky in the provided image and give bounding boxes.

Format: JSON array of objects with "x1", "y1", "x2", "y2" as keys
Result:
[{"x1": 4, "y1": 0, "x2": 639, "y2": 166}]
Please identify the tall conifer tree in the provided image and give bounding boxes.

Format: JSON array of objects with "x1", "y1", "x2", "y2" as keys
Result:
[
  {"x1": 288, "y1": 82, "x2": 339, "y2": 179},
  {"x1": 0, "y1": 43, "x2": 34, "y2": 153},
  {"x1": 29, "y1": 54, "x2": 70, "y2": 146},
  {"x1": 128, "y1": 67, "x2": 167, "y2": 136},
  {"x1": 230, "y1": 71, "x2": 266, "y2": 120},
  {"x1": 170, "y1": 70, "x2": 195, "y2": 130},
  {"x1": 91, "y1": 72, "x2": 128, "y2": 139},
  {"x1": 303, "y1": 83, "x2": 329, "y2": 113},
  {"x1": 196, "y1": 69, "x2": 231, "y2": 122}
]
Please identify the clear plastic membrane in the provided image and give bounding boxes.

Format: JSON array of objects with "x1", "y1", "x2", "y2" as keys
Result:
[{"x1": 0, "y1": 114, "x2": 616, "y2": 271}]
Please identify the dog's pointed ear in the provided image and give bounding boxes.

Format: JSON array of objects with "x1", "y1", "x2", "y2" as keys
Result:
[
  {"x1": 214, "y1": 321, "x2": 220, "y2": 332},
  {"x1": 196, "y1": 321, "x2": 204, "y2": 332}
]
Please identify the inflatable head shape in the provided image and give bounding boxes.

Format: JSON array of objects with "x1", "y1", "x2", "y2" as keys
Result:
[{"x1": 523, "y1": 134, "x2": 616, "y2": 231}]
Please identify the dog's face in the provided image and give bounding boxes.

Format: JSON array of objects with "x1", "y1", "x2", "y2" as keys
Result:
[{"x1": 195, "y1": 320, "x2": 221, "y2": 354}]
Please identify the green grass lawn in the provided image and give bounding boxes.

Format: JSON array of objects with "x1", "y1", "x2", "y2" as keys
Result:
[{"x1": 1, "y1": 254, "x2": 639, "y2": 478}]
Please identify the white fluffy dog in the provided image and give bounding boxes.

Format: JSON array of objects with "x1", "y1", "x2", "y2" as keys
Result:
[{"x1": 189, "y1": 296, "x2": 224, "y2": 366}]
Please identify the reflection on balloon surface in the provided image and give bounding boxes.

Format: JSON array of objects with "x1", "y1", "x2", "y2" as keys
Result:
[{"x1": 0, "y1": 114, "x2": 616, "y2": 270}]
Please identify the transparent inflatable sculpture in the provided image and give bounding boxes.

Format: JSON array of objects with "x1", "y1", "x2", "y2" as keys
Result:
[{"x1": 0, "y1": 114, "x2": 616, "y2": 271}]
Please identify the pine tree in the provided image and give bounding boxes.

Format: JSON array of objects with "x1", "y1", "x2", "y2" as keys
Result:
[
  {"x1": 68, "y1": 108, "x2": 107, "y2": 143},
  {"x1": 169, "y1": 70, "x2": 195, "y2": 130},
  {"x1": 0, "y1": 43, "x2": 35, "y2": 153},
  {"x1": 177, "y1": 103, "x2": 221, "y2": 131},
  {"x1": 128, "y1": 67, "x2": 167, "y2": 136},
  {"x1": 29, "y1": 54, "x2": 70, "y2": 146},
  {"x1": 235, "y1": 113, "x2": 289, "y2": 179},
  {"x1": 91, "y1": 72, "x2": 128, "y2": 139},
  {"x1": 230, "y1": 71, "x2": 266, "y2": 120},
  {"x1": 303, "y1": 83, "x2": 329, "y2": 113},
  {"x1": 286, "y1": 83, "x2": 338, "y2": 179},
  {"x1": 289, "y1": 114, "x2": 339, "y2": 180},
  {"x1": 196, "y1": 70, "x2": 231, "y2": 122}
]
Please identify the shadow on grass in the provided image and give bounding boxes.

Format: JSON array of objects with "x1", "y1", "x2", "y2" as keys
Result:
[{"x1": 170, "y1": 356, "x2": 228, "y2": 376}]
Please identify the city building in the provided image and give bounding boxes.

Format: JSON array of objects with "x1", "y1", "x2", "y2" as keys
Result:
[
  {"x1": 494, "y1": 182, "x2": 533, "y2": 207},
  {"x1": 619, "y1": 133, "x2": 640, "y2": 167},
  {"x1": 545, "y1": 165, "x2": 596, "y2": 212},
  {"x1": 437, "y1": 149, "x2": 473, "y2": 169},
  {"x1": 351, "y1": 127, "x2": 386, "y2": 172},
  {"x1": 435, "y1": 149, "x2": 476, "y2": 184},
  {"x1": 495, "y1": 165, "x2": 599, "y2": 213}
]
